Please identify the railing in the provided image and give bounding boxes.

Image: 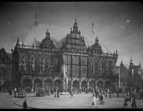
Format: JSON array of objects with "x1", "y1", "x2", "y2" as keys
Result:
[{"x1": 17, "y1": 43, "x2": 118, "y2": 57}]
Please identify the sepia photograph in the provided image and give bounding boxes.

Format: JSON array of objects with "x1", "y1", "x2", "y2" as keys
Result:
[{"x1": 0, "y1": 1, "x2": 143, "y2": 109}]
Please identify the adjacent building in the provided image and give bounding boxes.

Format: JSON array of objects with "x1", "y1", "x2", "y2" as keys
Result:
[
  {"x1": 0, "y1": 48, "x2": 12, "y2": 89},
  {"x1": 12, "y1": 20, "x2": 118, "y2": 92},
  {"x1": 128, "y1": 59, "x2": 142, "y2": 89}
]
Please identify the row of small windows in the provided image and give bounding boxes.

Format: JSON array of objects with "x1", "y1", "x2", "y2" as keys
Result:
[{"x1": 20, "y1": 56, "x2": 60, "y2": 72}]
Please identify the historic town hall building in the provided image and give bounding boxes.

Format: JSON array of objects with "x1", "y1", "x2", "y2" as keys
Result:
[{"x1": 12, "y1": 20, "x2": 118, "y2": 92}]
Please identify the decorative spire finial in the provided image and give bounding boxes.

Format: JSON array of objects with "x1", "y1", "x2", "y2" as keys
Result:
[
  {"x1": 116, "y1": 49, "x2": 118, "y2": 55},
  {"x1": 17, "y1": 37, "x2": 19, "y2": 44},
  {"x1": 131, "y1": 55, "x2": 132, "y2": 62},
  {"x1": 35, "y1": 9, "x2": 38, "y2": 26},
  {"x1": 92, "y1": 21, "x2": 94, "y2": 34}
]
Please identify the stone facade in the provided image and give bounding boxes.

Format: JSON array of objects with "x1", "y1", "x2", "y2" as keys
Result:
[
  {"x1": 12, "y1": 20, "x2": 118, "y2": 92},
  {"x1": 128, "y1": 59, "x2": 142, "y2": 89},
  {"x1": 119, "y1": 61, "x2": 128, "y2": 92},
  {"x1": 0, "y1": 48, "x2": 12, "y2": 88}
]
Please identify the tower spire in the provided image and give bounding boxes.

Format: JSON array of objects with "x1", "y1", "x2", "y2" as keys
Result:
[
  {"x1": 92, "y1": 21, "x2": 94, "y2": 34},
  {"x1": 35, "y1": 9, "x2": 38, "y2": 26}
]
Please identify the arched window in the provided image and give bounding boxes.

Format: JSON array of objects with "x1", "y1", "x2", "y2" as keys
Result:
[{"x1": 0, "y1": 67, "x2": 5, "y2": 80}]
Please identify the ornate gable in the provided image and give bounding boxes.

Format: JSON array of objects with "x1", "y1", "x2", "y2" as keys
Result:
[
  {"x1": 89, "y1": 36, "x2": 103, "y2": 54},
  {"x1": 61, "y1": 19, "x2": 86, "y2": 51},
  {"x1": 0, "y1": 48, "x2": 11, "y2": 62},
  {"x1": 40, "y1": 29, "x2": 55, "y2": 49}
]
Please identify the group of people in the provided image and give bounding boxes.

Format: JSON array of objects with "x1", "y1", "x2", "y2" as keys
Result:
[
  {"x1": 91, "y1": 88, "x2": 107, "y2": 108},
  {"x1": 8, "y1": 87, "x2": 20, "y2": 98},
  {"x1": 123, "y1": 94, "x2": 137, "y2": 108}
]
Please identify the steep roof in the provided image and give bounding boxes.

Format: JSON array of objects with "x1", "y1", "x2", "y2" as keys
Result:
[
  {"x1": 7, "y1": 53, "x2": 12, "y2": 60},
  {"x1": 0, "y1": 48, "x2": 12, "y2": 61},
  {"x1": 24, "y1": 22, "x2": 111, "y2": 53}
]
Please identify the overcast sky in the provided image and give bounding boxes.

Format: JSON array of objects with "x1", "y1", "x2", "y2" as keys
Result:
[{"x1": 0, "y1": 2, "x2": 143, "y2": 66}]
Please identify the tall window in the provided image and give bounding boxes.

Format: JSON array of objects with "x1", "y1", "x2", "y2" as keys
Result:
[
  {"x1": 31, "y1": 56, "x2": 35, "y2": 71},
  {"x1": 81, "y1": 66, "x2": 87, "y2": 76},
  {"x1": 0, "y1": 67, "x2": 5, "y2": 80},
  {"x1": 81, "y1": 57, "x2": 87, "y2": 66},
  {"x1": 72, "y1": 56, "x2": 79, "y2": 65},
  {"x1": 22, "y1": 56, "x2": 27, "y2": 71},
  {"x1": 35, "y1": 56, "x2": 40, "y2": 72},
  {"x1": 95, "y1": 61, "x2": 98, "y2": 75},
  {"x1": 27, "y1": 55, "x2": 31, "y2": 71},
  {"x1": 45, "y1": 58, "x2": 51, "y2": 72},
  {"x1": 102, "y1": 61, "x2": 106, "y2": 75},
  {"x1": 53, "y1": 58, "x2": 58, "y2": 72},
  {"x1": 41, "y1": 57, "x2": 45, "y2": 72}
]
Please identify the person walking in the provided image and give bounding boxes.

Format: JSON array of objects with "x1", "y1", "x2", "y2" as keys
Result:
[
  {"x1": 25, "y1": 88, "x2": 27, "y2": 97},
  {"x1": 139, "y1": 88, "x2": 143, "y2": 99},
  {"x1": 14, "y1": 88, "x2": 16, "y2": 98},
  {"x1": 131, "y1": 97, "x2": 137, "y2": 109},
  {"x1": 99, "y1": 93, "x2": 104, "y2": 105},
  {"x1": 70, "y1": 90, "x2": 73, "y2": 98},
  {"x1": 109, "y1": 90, "x2": 111, "y2": 99},
  {"x1": 54, "y1": 88, "x2": 56, "y2": 98},
  {"x1": 117, "y1": 88, "x2": 119, "y2": 98},
  {"x1": 122, "y1": 96, "x2": 128, "y2": 108},
  {"x1": 57, "y1": 88, "x2": 60, "y2": 98},
  {"x1": 23, "y1": 99, "x2": 28, "y2": 109},
  {"x1": 91, "y1": 95, "x2": 97, "y2": 108}
]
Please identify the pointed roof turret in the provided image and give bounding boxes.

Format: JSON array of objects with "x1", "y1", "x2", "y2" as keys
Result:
[
  {"x1": 46, "y1": 29, "x2": 50, "y2": 39},
  {"x1": 95, "y1": 36, "x2": 99, "y2": 44},
  {"x1": 73, "y1": 18, "x2": 78, "y2": 33},
  {"x1": 40, "y1": 29, "x2": 55, "y2": 49}
]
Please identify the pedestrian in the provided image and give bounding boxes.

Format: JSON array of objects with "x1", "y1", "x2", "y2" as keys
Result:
[
  {"x1": 25, "y1": 88, "x2": 27, "y2": 97},
  {"x1": 109, "y1": 91, "x2": 111, "y2": 99},
  {"x1": 139, "y1": 88, "x2": 143, "y2": 99},
  {"x1": 122, "y1": 96, "x2": 128, "y2": 108},
  {"x1": 70, "y1": 90, "x2": 73, "y2": 98},
  {"x1": 117, "y1": 89, "x2": 119, "y2": 97},
  {"x1": 131, "y1": 97, "x2": 137, "y2": 109},
  {"x1": 14, "y1": 89, "x2": 16, "y2": 98},
  {"x1": 99, "y1": 93, "x2": 104, "y2": 105},
  {"x1": 23, "y1": 99, "x2": 28, "y2": 109},
  {"x1": 57, "y1": 89, "x2": 60, "y2": 98},
  {"x1": 54, "y1": 88, "x2": 56, "y2": 98},
  {"x1": 91, "y1": 95, "x2": 97, "y2": 108}
]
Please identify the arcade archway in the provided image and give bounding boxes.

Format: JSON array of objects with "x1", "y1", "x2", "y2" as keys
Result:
[
  {"x1": 54, "y1": 79, "x2": 62, "y2": 90},
  {"x1": 97, "y1": 80, "x2": 103, "y2": 89},
  {"x1": 45, "y1": 79, "x2": 53, "y2": 89},
  {"x1": 34, "y1": 79, "x2": 42, "y2": 89},
  {"x1": 89, "y1": 80, "x2": 96, "y2": 89},
  {"x1": 23, "y1": 79, "x2": 32, "y2": 89},
  {"x1": 81, "y1": 80, "x2": 87, "y2": 91},
  {"x1": 105, "y1": 81, "x2": 110, "y2": 89},
  {"x1": 73, "y1": 80, "x2": 79, "y2": 90}
]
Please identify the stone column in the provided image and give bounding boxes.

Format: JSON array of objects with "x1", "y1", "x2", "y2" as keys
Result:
[
  {"x1": 79, "y1": 82, "x2": 81, "y2": 91},
  {"x1": 103, "y1": 80, "x2": 105, "y2": 90},
  {"x1": 21, "y1": 80, "x2": 23, "y2": 89},
  {"x1": 32, "y1": 80, "x2": 34, "y2": 93},
  {"x1": 87, "y1": 82, "x2": 89, "y2": 89},
  {"x1": 66, "y1": 78, "x2": 68, "y2": 92},
  {"x1": 52, "y1": 80, "x2": 54, "y2": 90},
  {"x1": 42, "y1": 81, "x2": 44, "y2": 89},
  {"x1": 63, "y1": 78, "x2": 65, "y2": 91},
  {"x1": 71, "y1": 82, "x2": 73, "y2": 91}
]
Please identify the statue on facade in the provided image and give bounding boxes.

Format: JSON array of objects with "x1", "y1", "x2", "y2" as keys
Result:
[
  {"x1": 22, "y1": 56, "x2": 27, "y2": 71},
  {"x1": 17, "y1": 37, "x2": 19, "y2": 44},
  {"x1": 31, "y1": 57, "x2": 35, "y2": 71},
  {"x1": 41, "y1": 58, "x2": 45, "y2": 71}
]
